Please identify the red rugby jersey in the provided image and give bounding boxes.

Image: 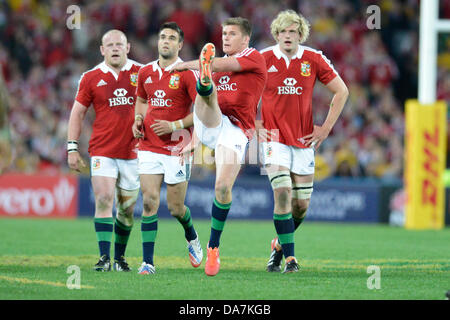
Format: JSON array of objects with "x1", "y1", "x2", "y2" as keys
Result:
[
  {"x1": 136, "y1": 58, "x2": 198, "y2": 155},
  {"x1": 213, "y1": 47, "x2": 267, "y2": 138},
  {"x1": 261, "y1": 45, "x2": 338, "y2": 148},
  {"x1": 75, "y1": 59, "x2": 142, "y2": 159}
]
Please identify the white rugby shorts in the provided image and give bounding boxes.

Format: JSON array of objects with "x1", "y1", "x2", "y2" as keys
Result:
[
  {"x1": 193, "y1": 111, "x2": 248, "y2": 163},
  {"x1": 138, "y1": 150, "x2": 192, "y2": 184},
  {"x1": 90, "y1": 156, "x2": 140, "y2": 190},
  {"x1": 260, "y1": 141, "x2": 315, "y2": 175}
]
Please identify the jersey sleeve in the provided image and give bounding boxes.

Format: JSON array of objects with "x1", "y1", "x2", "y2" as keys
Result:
[
  {"x1": 316, "y1": 52, "x2": 338, "y2": 85},
  {"x1": 185, "y1": 70, "x2": 199, "y2": 102},
  {"x1": 136, "y1": 67, "x2": 148, "y2": 100},
  {"x1": 236, "y1": 49, "x2": 266, "y2": 74},
  {"x1": 75, "y1": 73, "x2": 93, "y2": 107}
]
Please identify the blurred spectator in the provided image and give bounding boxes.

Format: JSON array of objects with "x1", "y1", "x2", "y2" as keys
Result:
[{"x1": 0, "y1": 0, "x2": 448, "y2": 180}]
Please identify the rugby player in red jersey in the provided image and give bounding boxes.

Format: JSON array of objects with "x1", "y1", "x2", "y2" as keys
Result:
[
  {"x1": 67, "y1": 30, "x2": 141, "y2": 272},
  {"x1": 259, "y1": 10, "x2": 349, "y2": 273},
  {"x1": 173, "y1": 17, "x2": 268, "y2": 276},
  {"x1": 131, "y1": 22, "x2": 203, "y2": 275}
]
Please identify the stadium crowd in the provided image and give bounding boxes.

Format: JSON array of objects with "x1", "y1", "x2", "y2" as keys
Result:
[{"x1": 1, "y1": 0, "x2": 449, "y2": 180}]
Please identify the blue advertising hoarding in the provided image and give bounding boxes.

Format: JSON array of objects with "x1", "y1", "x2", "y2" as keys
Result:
[{"x1": 78, "y1": 176, "x2": 380, "y2": 223}]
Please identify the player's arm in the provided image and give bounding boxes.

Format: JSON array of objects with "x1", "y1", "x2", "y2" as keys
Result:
[
  {"x1": 151, "y1": 112, "x2": 193, "y2": 136},
  {"x1": 67, "y1": 101, "x2": 88, "y2": 172},
  {"x1": 302, "y1": 76, "x2": 349, "y2": 149},
  {"x1": 172, "y1": 57, "x2": 242, "y2": 73},
  {"x1": 133, "y1": 96, "x2": 148, "y2": 139}
]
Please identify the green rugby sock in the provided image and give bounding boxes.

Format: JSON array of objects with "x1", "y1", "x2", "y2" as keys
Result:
[
  {"x1": 209, "y1": 198, "x2": 231, "y2": 248},
  {"x1": 196, "y1": 80, "x2": 213, "y2": 96},
  {"x1": 114, "y1": 218, "x2": 132, "y2": 260},
  {"x1": 94, "y1": 217, "x2": 113, "y2": 258},
  {"x1": 141, "y1": 215, "x2": 158, "y2": 265},
  {"x1": 176, "y1": 206, "x2": 197, "y2": 241},
  {"x1": 273, "y1": 213, "x2": 295, "y2": 259}
]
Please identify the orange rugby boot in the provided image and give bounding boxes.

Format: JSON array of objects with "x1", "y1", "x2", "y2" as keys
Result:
[
  {"x1": 199, "y1": 43, "x2": 215, "y2": 87},
  {"x1": 205, "y1": 245, "x2": 220, "y2": 276}
]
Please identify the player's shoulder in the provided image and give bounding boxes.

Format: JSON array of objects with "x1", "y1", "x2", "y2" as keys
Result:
[
  {"x1": 127, "y1": 59, "x2": 143, "y2": 71},
  {"x1": 235, "y1": 47, "x2": 262, "y2": 59},
  {"x1": 78, "y1": 63, "x2": 105, "y2": 86},
  {"x1": 259, "y1": 45, "x2": 279, "y2": 62},
  {"x1": 137, "y1": 60, "x2": 158, "y2": 75},
  {"x1": 260, "y1": 45, "x2": 277, "y2": 56},
  {"x1": 299, "y1": 45, "x2": 329, "y2": 61}
]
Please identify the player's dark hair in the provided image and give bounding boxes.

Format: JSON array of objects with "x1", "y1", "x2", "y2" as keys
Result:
[
  {"x1": 222, "y1": 17, "x2": 252, "y2": 37},
  {"x1": 159, "y1": 22, "x2": 184, "y2": 43}
]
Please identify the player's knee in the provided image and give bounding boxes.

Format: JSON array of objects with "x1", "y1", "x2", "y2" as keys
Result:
[
  {"x1": 142, "y1": 191, "x2": 160, "y2": 215},
  {"x1": 273, "y1": 187, "x2": 292, "y2": 211},
  {"x1": 116, "y1": 188, "x2": 139, "y2": 215},
  {"x1": 292, "y1": 198, "x2": 309, "y2": 218},
  {"x1": 167, "y1": 202, "x2": 185, "y2": 218},
  {"x1": 95, "y1": 193, "x2": 114, "y2": 212},
  {"x1": 215, "y1": 182, "x2": 232, "y2": 203}
]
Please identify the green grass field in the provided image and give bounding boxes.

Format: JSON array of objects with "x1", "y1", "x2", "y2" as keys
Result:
[{"x1": 0, "y1": 217, "x2": 449, "y2": 300}]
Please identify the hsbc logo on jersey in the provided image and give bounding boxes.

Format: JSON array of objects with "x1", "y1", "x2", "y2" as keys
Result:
[
  {"x1": 216, "y1": 76, "x2": 237, "y2": 91},
  {"x1": 108, "y1": 88, "x2": 134, "y2": 107},
  {"x1": 151, "y1": 89, "x2": 173, "y2": 107},
  {"x1": 278, "y1": 78, "x2": 303, "y2": 95}
]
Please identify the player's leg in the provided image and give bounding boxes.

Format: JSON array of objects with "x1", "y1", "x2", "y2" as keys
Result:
[
  {"x1": 91, "y1": 176, "x2": 116, "y2": 271},
  {"x1": 289, "y1": 146, "x2": 315, "y2": 230},
  {"x1": 138, "y1": 173, "x2": 163, "y2": 274},
  {"x1": 166, "y1": 181, "x2": 203, "y2": 267},
  {"x1": 277, "y1": 147, "x2": 315, "y2": 273},
  {"x1": 194, "y1": 43, "x2": 222, "y2": 129},
  {"x1": 205, "y1": 144, "x2": 242, "y2": 276},
  {"x1": 260, "y1": 142, "x2": 297, "y2": 273},
  {"x1": 90, "y1": 156, "x2": 119, "y2": 271},
  {"x1": 164, "y1": 153, "x2": 203, "y2": 267},
  {"x1": 112, "y1": 158, "x2": 140, "y2": 271},
  {"x1": 291, "y1": 173, "x2": 314, "y2": 230}
]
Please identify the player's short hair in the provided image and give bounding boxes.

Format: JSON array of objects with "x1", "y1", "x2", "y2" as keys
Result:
[
  {"x1": 102, "y1": 29, "x2": 128, "y2": 45},
  {"x1": 159, "y1": 22, "x2": 184, "y2": 43},
  {"x1": 270, "y1": 10, "x2": 310, "y2": 44},
  {"x1": 222, "y1": 17, "x2": 252, "y2": 37}
]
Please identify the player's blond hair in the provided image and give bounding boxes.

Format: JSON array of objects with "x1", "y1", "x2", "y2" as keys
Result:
[{"x1": 270, "y1": 10, "x2": 310, "y2": 44}]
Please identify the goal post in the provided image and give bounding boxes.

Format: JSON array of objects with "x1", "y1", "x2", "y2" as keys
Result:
[{"x1": 405, "y1": 0, "x2": 448, "y2": 229}]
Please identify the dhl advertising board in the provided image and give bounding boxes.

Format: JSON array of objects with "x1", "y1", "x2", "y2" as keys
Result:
[{"x1": 405, "y1": 100, "x2": 447, "y2": 229}]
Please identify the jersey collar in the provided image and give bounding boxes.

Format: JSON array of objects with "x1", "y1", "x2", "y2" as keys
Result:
[
  {"x1": 151, "y1": 57, "x2": 183, "y2": 79},
  {"x1": 99, "y1": 59, "x2": 134, "y2": 80},
  {"x1": 273, "y1": 44, "x2": 304, "y2": 68}
]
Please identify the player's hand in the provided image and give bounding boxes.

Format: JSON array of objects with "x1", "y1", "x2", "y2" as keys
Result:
[
  {"x1": 132, "y1": 118, "x2": 144, "y2": 139},
  {"x1": 255, "y1": 120, "x2": 276, "y2": 142},
  {"x1": 150, "y1": 120, "x2": 173, "y2": 136},
  {"x1": 300, "y1": 125, "x2": 331, "y2": 149},
  {"x1": 179, "y1": 143, "x2": 195, "y2": 165},
  {"x1": 68, "y1": 151, "x2": 86, "y2": 173}
]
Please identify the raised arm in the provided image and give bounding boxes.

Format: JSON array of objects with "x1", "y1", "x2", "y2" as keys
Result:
[{"x1": 172, "y1": 56, "x2": 242, "y2": 73}]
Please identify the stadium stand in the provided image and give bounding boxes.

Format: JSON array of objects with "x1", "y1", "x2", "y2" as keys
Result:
[{"x1": 1, "y1": 0, "x2": 449, "y2": 180}]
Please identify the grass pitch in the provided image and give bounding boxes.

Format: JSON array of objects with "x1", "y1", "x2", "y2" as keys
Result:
[{"x1": 0, "y1": 217, "x2": 449, "y2": 300}]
